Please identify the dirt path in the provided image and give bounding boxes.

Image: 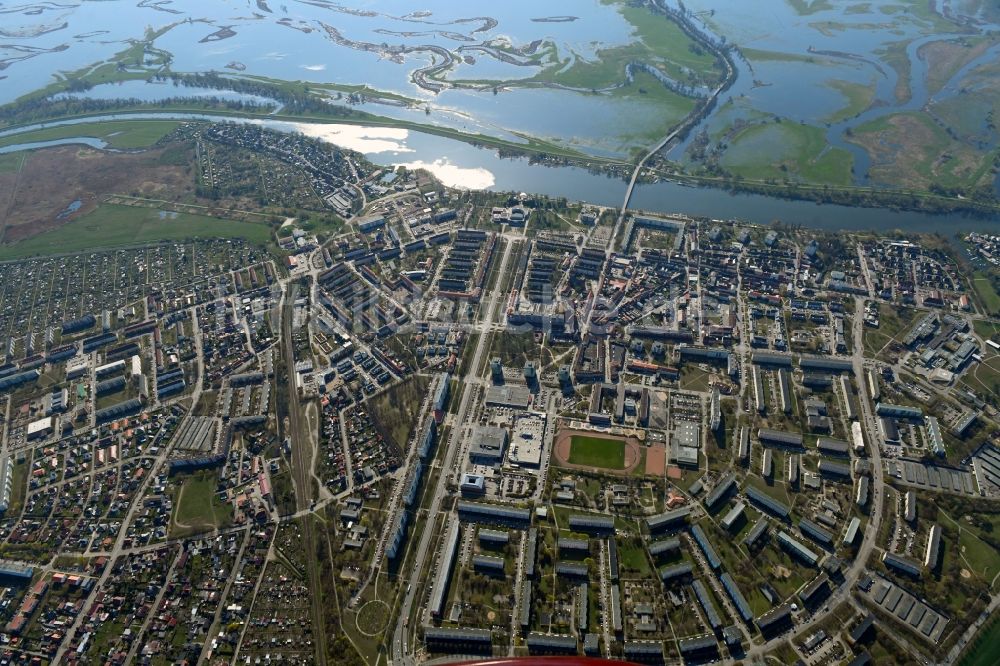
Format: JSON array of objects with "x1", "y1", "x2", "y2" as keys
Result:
[{"x1": 0, "y1": 152, "x2": 27, "y2": 244}]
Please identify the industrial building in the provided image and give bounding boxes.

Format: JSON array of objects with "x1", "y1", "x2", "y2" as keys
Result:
[
  {"x1": 469, "y1": 426, "x2": 508, "y2": 464},
  {"x1": 485, "y1": 385, "x2": 532, "y2": 410}
]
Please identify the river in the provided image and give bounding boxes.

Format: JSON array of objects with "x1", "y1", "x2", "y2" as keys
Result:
[{"x1": 1, "y1": 111, "x2": 997, "y2": 233}]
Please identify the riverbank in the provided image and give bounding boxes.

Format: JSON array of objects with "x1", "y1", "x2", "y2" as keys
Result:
[
  {"x1": 0, "y1": 100, "x2": 629, "y2": 170},
  {"x1": 3, "y1": 104, "x2": 1000, "y2": 222},
  {"x1": 646, "y1": 168, "x2": 1000, "y2": 218}
]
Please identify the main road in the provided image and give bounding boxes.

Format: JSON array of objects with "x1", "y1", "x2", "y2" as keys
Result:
[
  {"x1": 742, "y1": 295, "x2": 887, "y2": 660},
  {"x1": 389, "y1": 236, "x2": 519, "y2": 666}
]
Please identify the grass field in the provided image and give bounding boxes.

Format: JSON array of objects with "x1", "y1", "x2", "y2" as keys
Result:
[
  {"x1": 171, "y1": 470, "x2": 233, "y2": 538},
  {"x1": 568, "y1": 435, "x2": 626, "y2": 470},
  {"x1": 0, "y1": 120, "x2": 182, "y2": 150},
  {"x1": 527, "y1": 3, "x2": 720, "y2": 91},
  {"x1": 617, "y1": 540, "x2": 652, "y2": 577},
  {"x1": 825, "y1": 78, "x2": 877, "y2": 123},
  {"x1": 972, "y1": 273, "x2": 1000, "y2": 316},
  {"x1": 960, "y1": 614, "x2": 1000, "y2": 666},
  {"x1": 0, "y1": 153, "x2": 25, "y2": 172},
  {"x1": 973, "y1": 318, "x2": 1000, "y2": 341},
  {"x1": 367, "y1": 374, "x2": 432, "y2": 449},
  {"x1": 0, "y1": 203, "x2": 273, "y2": 259},
  {"x1": 864, "y1": 303, "x2": 917, "y2": 357},
  {"x1": 720, "y1": 121, "x2": 854, "y2": 186}
]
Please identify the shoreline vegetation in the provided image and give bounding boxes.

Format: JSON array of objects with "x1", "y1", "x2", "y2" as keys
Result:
[{"x1": 1, "y1": 9, "x2": 999, "y2": 219}]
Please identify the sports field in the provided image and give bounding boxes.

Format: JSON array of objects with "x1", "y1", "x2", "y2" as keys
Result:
[
  {"x1": 960, "y1": 613, "x2": 1000, "y2": 666},
  {"x1": 568, "y1": 435, "x2": 626, "y2": 470}
]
